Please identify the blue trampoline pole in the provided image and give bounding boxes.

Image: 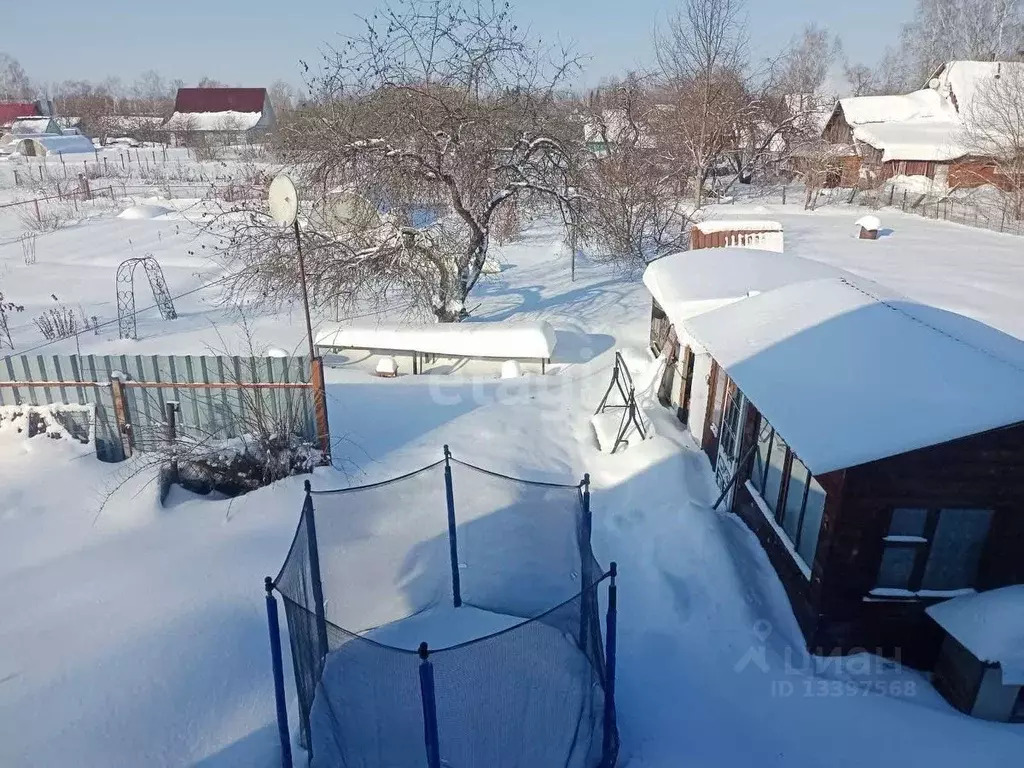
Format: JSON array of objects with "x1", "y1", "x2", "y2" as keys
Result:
[
  {"x1": 443, "y1": 445, "x2": 462, "y2": 608},
  {"x1": 602, "y1": 562, "x2": 618, "y2": 766},
  {"x1": 265, "y1": 577, "x2": 294, "y2": 768},
  {"x1": 304, "y1": 480, "x2": 330, "y2": 665},
  {"x1": 579, "y1": 473, "x2": 592, "y2": 653},
  {"x1": 418, "y1": 643, "x2": 442, "y2": 768}
]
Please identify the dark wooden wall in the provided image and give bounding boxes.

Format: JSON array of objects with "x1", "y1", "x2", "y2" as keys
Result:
[{"x1": 812, "y1": 423, "x2": 1024, "y2": 668}]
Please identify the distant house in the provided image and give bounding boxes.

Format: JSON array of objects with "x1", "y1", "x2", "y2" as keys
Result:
[
  {"x1": 162, "y1": 87, "x2": 275, "y2": 145},
  {"x1": 644, "y1": 247, "x2": 1024, "y2": 672},
  {"x1": 9, "y1": 116, "x2": 61, "y2": 136},
  {"x1": 0, "y1": 101, "x2": 40, "y2": 130},
  {"x1": 821, "y1": 60, "x2": 1024, "y2": 189}
]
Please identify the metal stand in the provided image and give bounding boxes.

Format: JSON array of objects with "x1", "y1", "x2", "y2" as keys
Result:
[
  {"x1": 602, "y1": 562, "x2": 618, "y2": 766},
  {"x1": 304, "y1": 480, "x2": 330, "y2": 665},
  {"x1": 418, "y1": 643, "x2": 442, "y2": 768},
  {"x1": 594, "y1": 352, "x2": 649, "y2": 453},
  {"x1": 115, "y1": 256, "x2": 177, "y2": 340},
  {"x1": 443, "y1": 445, "x2": 462, "y2": 607},
  {"x1": 265, "y1": 577, "x2": 294, "y2": 768}
]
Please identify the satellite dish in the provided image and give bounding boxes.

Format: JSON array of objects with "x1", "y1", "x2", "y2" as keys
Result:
[
  {"x1": 323, "y1": 191, "x2": 380, "y2": 232},
  {"x1": 268, "y1": 174, "x2": 299, "y2": 227}
]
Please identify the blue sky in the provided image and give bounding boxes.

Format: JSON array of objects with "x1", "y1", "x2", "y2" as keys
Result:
[{"x1": 8, "y1": 0, "x2": 913, "y2": 91}]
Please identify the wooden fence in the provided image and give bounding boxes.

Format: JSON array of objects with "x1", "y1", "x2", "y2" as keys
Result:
[{"x1": 0, "y1": 353, "x2": 330, "y2": 462}]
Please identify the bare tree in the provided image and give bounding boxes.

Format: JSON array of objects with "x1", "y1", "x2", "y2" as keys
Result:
[
  {"x1": 223, "y1": 0, "x2": 583, "y2": 322},
  {"x1": 898, "y1": 0, "x2": 1024, "y2": 86},
  {"x1": 962, "y1": 64, "x2": 1024, "y2": 217},
  {"x1": 0, "y1": 52, "x2": 32, "y2": 100},
  {"x1": 577, "y1": 77, "x2": 691, "y2": 269},
  {"x1": 653, "y1": 0, "x2": 754, "y2": 206}
]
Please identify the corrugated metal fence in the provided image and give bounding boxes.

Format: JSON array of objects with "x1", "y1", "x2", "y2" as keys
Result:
[{"x1": 0, "y1": 354, "x2": 329, "y2": 462}]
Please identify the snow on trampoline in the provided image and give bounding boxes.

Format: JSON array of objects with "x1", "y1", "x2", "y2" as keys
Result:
[{"x1": 270, "y1": 448, "x2": 618, "y2": 768}]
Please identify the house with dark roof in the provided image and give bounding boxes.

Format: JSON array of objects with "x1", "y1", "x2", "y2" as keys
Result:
[
  {"x1": 162, "y1": 87, "x2": 275, "y2": 145},
  {"x1": 644, "y1": 247, "x2": 1024, "y2": 675},
  {"x1": 0, "y1": 101, "x2": 40, "y2": 130}
]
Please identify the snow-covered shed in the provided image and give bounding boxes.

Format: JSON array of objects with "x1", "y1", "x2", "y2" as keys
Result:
[
  {"x1": 689, "y1": 220, "x2": 784, "y2": 252},
  {"x1": 162, "y1": 87, "x2": 275, "y2": 145},
  {"x1": 9, "y1": 116, "x2": 60, "y2": 136},
  {"x1": 643, "y1": 248, "x2": 1024, "y2": 671},
  {"x1": 928, "y1": 586, "x2": 1024, "y2": 722},
  {"x1": 821, "y1": 60, "x2": 1024, "y2": 189}
]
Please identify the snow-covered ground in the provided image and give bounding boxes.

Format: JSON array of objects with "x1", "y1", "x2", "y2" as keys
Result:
[{"x1": 1, "y1": 189, "x2": 1023, "y2": 766}]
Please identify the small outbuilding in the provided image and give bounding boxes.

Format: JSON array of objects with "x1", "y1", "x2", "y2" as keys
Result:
[
  {"x1": 13, "y1": 134, "x2": 95, "y2": 157},
  {"x1": 928, "y1": 587, "x2": 1024, "y2": 722},
  {"x1": 690, "y1": 220, "x2": 784, "y2": 252},
  {"x1": 644, "y1": 247, "x2": 1024, "y2": 671}
]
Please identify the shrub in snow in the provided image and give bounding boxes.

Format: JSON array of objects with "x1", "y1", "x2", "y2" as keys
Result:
[{"x1": 173, "y1": 437, "x2": 324, "y2": 497}]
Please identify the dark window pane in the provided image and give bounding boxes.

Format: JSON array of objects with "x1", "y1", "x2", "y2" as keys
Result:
[
  {"x1": 889, "y1": 508, "x2": 928, "y2": 537},
  {"x1": 877, "y1": 547, "x2": 917, "y2": 590},
  {"x1": 782, "y1": 459, "x2": 809, "y2": 542},
  {"x1": 753, "y1": 425, "x2": 773, "y2": 494},
  {"x1": 922, "y1": 509, "x2": 993, "y2": 591},
  {"x1": 709, "y1": 371, "x2": 728, "y2": 438},
  {"x1": 797, "y1": 477, "x2": 827, "y2": 566},
  {"x1": 763, "y1": 432, "x2": 788, "y2": 515}
]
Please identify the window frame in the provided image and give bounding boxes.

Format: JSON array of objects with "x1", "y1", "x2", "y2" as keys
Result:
[{"x1": 876, "y1": 508, "x2": 992, "y2": 593}]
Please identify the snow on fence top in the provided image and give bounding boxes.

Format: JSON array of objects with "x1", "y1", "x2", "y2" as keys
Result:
[
  {"x1": 315, "y1": 321, "x2": 557, "y2": 361},
  {"x1": 691, "y1": 220, "x2": 783, "y2": 234},
  {"x1": 643, "y1": 248, "x2": 838, "y2": 325},
  {"x1": 682, "y1": 276, "x2": 1024, "y2": 474},
  {"x1": 927, "y1": 586, "x2": 1024, "y2": 684}
]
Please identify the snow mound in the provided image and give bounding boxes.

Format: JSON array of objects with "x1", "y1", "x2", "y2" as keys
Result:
[
  {"x1": 375, "y1": 356, "x2": 399, "y2": 376},
  {"x1": 501, "y1": 360, "x2": 522, "y2": 379},
  {"x1": 265, "y1": 347, "x2": 289, "y2": 358},
  {"x1": 118, "y1": 204, "x2": 173, "y2": 220},
  {"x1": 927, "y1": 586, "x2": 1024, "y2": 684}
]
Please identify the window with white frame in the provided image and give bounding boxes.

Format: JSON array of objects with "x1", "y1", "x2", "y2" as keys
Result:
[
  {"x1": 748, "y1": 419, "x2": 827, "y2": 570},
  {"x1": 876, "y1": 507, "x2": 993, "y2": 593}
]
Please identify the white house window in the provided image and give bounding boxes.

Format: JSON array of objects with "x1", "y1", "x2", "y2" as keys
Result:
[{"x1": 876, "y1": 508, "x2": 993, "y2": 593}]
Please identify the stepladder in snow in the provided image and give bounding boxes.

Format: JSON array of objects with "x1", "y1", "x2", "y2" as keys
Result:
[{"x1": 592, "y1": 350, "x2": 666, "y2": 453}]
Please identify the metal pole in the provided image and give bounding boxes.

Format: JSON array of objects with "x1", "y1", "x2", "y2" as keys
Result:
[
  {"x1": 293, "y1": 219, "x2": 316, "y2": 361},
  {"x1": 602, "y1": 562, "x2": 618, "y2": 766},
  {"x1": 304, "y1": 480, "x2": 330, "y2": 665},
  {"x1": 418, "y1": 643, "x2": 442, "y2": 768},
  {"x1": 579, "y1": 473, "x2": 592, "y2": 653},
  {"x1": 265, "y1": 577, "x2": 294, "y2": 768},
  {"x1": 165, "y1": 401, "x2": 179, "y2": 480},
  {"x1": 443, "y1": 445, "x2": 462, "y2": 608}
]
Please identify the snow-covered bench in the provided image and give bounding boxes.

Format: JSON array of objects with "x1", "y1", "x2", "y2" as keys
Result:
[{"x1": 315, "y1": 321, "x2": 557, "y2": 375}]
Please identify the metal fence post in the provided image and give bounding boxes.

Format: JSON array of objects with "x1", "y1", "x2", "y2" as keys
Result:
[
  {"x1": 443, "y1": 445, "x2": 462, "y2": 608},
  {"x1": 418, "y1": 643, "x2": 442, "y2": 768},
  {"x1": 108, "y1": 372, "x2": 132, "y2": 460},
  {"x1": 165, "y1": 400, "x2": 179, "y2": 480},
  {"x1": 265, "y1": 577, "x2": 294, "y2": 768},
  {"x1": 602, "y1": 562, "x2": 618, "y2": 766},
  {"x1": 304, "y1": 480, "x2": 330, "y2": 665},
  {"x1": 310, "y1": 357, "x2": 331, "y2": 463},
  {"x1": 579, "y1": 473, "x2": 592, "y2": 653}
]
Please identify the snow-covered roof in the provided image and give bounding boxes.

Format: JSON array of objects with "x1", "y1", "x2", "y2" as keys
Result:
[
  {"x1": 838, "y1": 89, "x2": 955, "y2": 127},
  {"x1": 162, "y1": 111, "x2": 263, "y2": 132},
  {"x1": 931, "y1": 60, "x2": 1024, "y2": 118},
  {"x1": 680, "y1": 276, "x2": 1024, "y2": 474},
  {"x1": 315, "y1": 321, "x2": 557, "y2": 360},
  {"x1": 643, "y1": 248, "x2": 839, "y2": 325},
  {"x1": 853, "y1": 121, "x2": 968, "y2": 162},
  {"x1": 10, "y1": 116, "x2": 59, "y2": 135},
  {"x1": 692, "y1": 220, "x2": 783, "y2": 234},
  {"x1": 927, "y1": 586, "x2": 1024, "y2": 685}
]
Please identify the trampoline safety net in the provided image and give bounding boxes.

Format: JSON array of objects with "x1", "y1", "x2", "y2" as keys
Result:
[{"x1": 273, "y1": 451, "x2": 618, "y2": 768}]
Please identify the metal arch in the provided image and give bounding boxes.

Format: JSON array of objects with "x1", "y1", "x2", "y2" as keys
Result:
[{"x1": 116, "y1": 256, "x2": 178, "y2": 340}]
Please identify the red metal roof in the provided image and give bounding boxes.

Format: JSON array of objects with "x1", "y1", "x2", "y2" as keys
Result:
[
  {"x1": 0, "y1": 102, "x2": 40, "y2": 126},
  {"x1": 173, "y1": 88, "x2": 267, "y2": 114}
]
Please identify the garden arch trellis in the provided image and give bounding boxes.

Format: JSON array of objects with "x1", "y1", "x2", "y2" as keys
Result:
[{"x1": 116, "y1": 256, "x2": 177, "y2": 340}]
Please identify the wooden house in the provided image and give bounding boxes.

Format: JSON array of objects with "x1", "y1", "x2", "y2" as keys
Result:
[
  {"x1": 162, "y1": 88, "x2": 275, "y2": 146},
  {"x1": 821, "y1": 60, "x2": 1024, "y2": 190},
  {"x1": 644, "y1": 248, "x2": 1024, "y2": 672}
]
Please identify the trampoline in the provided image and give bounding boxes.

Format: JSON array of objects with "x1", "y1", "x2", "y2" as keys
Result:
[{"x1": 264, "y1": 446, "x2": 619, "y2": 768}]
